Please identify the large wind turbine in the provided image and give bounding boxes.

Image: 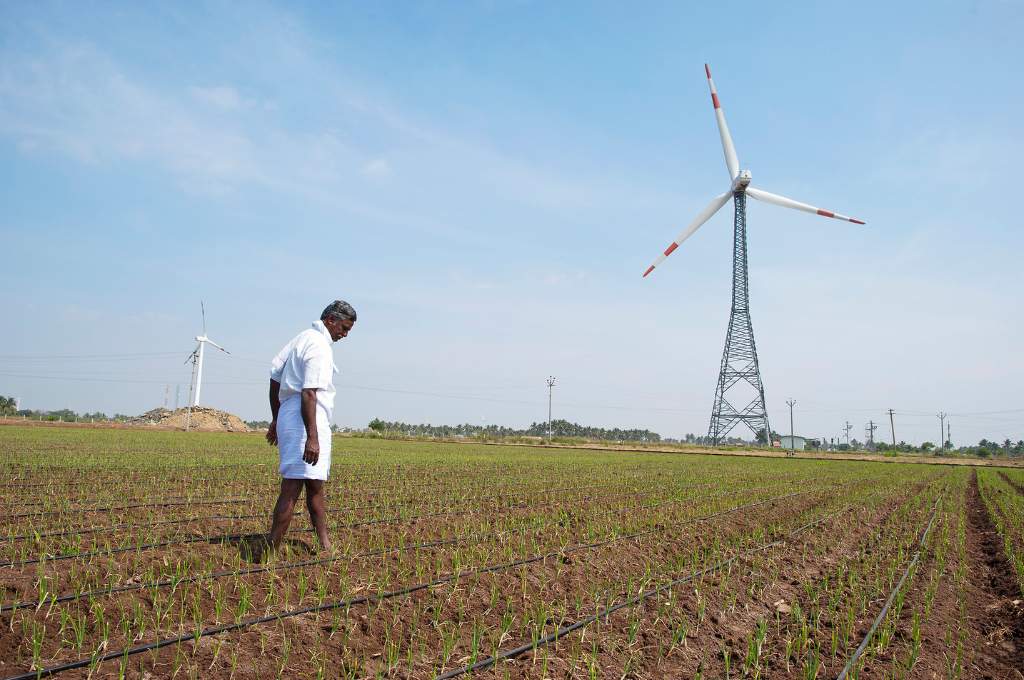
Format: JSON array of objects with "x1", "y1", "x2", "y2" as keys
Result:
[
  {"x1": 643, "y1": 64, "x2": 865, "y2": 445},
  {"x1": 185, "y1": 302, "x2": 229, "y2": 407}
]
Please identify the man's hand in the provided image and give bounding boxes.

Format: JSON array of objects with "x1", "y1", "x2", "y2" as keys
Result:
[
  {"x1": 266, "y1": 420, "x2": 278, "y2": 445},
  {"x1": 303, "y1": 436, "x2": 320, "y2": 465}
]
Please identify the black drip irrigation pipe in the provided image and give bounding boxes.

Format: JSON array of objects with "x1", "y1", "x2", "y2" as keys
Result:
[
  {"x1": 2, "y1": 513, "x2": 277, "y2": 543},
  {"x1": 834, "y1": 494, "x2": 943, "y2": 680},
  {"x1": 0, "y1": 491, "x2": 814, "y2": 679},
  {"x1": 0, "y1": 478, "x2": 782, "y2": 568},
  {"x1": 0, "y1": 475, "x2": 747, "y2": 544},
  {"x1": 7, "y1": 498, "x2": 252, "y2": 520},
  {"x1": 0, "y1": 475, "x2": 606, "y2": 512},
  {"x1": 3, "y1": 480, "x2": 622, "y2": 523},
  {"x1": 0, "y1": 483, "x2": 797, "y2": 611},
  {"x1": 0, "y1": 468, "x2": 669, "y2": 503},
  {"x1": 436, "y1": 507, "x2": 848, "y2": 678}
]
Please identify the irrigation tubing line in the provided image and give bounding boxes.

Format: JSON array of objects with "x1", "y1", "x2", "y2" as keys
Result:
[
  {"x1": 2, "y1": 482, "x2": 612, "y2": 542},
  {"x1": 0, "y1": 475, "x2": 630, "y2": 507},
  {"x1": 3, "y1": 479, "x2": 634, "y2": 522},
  {"x1": 1, "y1": 475, "x2": 789, "y2": 545},
  {"x1": 7, "y1": 498, "x2": 252, "y2": 520},
  {"x1": 2, "y1": 513, "x2": 278, "y2": 543},
  {"x1": 1, "y1": 478, "x2": 803, "y2": 568},
  {"x1": 835, "y1": 494, "x2": 943, "y2": 680},
  {"x1": 436, "y1": 507, "x2": 848, "y2": 678},
  {"x1": 0, "y1": 466, "x2": 619, "y2": 485},
  {"x1": 0, "y1": 484, "x2": 800, "y2": 611},
  {"x1": 0, "y1": 491, "x2": 815, "y2": 679}
]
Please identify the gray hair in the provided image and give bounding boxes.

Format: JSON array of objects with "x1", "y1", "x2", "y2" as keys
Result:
[{"x1": 321, "y1": 299, "x2": 357, "y2": 323}]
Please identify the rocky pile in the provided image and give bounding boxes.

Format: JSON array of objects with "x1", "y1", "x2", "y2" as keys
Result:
[{"x1": 131, "y1": 407, "x2": 251, "y2": 432}]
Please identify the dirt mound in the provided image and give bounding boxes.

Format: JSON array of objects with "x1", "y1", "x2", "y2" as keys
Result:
[{"x1": 131, "y1": 407, "x2": 251, "y2": 432}]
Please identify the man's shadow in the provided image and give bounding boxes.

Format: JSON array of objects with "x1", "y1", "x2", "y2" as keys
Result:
[{"x1": 223, "y1": 534, "x2": 314, "y2": 564}]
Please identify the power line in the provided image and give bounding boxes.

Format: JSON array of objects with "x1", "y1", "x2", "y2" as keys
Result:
[{"x1": 0, "y1": 352, "x2": 182, "y2": 360}]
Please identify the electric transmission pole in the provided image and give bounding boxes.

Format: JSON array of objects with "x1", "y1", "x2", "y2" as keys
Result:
[
  {"x1": 937, "y1": 412, "x2": 947, "y2": 453},
  {"x1": 947, "y1": 421, "x2": 951, "y2": 450},
  {"x1": 888, "y1": 408, "x2": 896, "y2": 447},
  {"x1": 786, "y1": 399, "x2": 796, "y2": 456},
  {"x1": 545, "y1": 377, "x2": 556, "y2": 442},
  {"x1": 843, "y1": 421, "x2": 853, "y2": 448},
  {"x1": 866, "y1": 420, "x2": 877, "y2": 450}
]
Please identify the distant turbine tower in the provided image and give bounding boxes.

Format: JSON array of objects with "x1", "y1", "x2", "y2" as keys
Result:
[
  {"x1": 643, "y1": 64, "x2": 865, "y2": 445},
  {"x1": 185, "y1": 302, "x2": 229, "y2": 407}
]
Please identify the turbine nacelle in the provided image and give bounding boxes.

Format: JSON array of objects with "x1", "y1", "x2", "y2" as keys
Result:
[{"x1": 732, "y1": 170, "x2": 752, "y2": 191}]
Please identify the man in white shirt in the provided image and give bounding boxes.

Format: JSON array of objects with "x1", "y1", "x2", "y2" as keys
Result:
[{"x1": 265, "y1": 300, "x2": 356, "y2": 552}]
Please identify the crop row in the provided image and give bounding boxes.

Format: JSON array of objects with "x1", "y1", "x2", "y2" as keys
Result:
[
  {"x1": 6, "y1": 475, "x2": 937, "y2": 675},
  {"x1": 4, "y1": 486, "x2": 855, "y2": 679},
  {"x1": 976, "y1": 469, "x2": 1024, "y2": 596}
]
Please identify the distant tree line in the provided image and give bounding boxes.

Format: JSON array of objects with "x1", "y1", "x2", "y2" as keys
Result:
[
  {"x1": 366, "y1": 417, "x2": 661, "y2": 442},
  {"x1": 0, "y1": 398, "x2": 131, "y2": 422}
]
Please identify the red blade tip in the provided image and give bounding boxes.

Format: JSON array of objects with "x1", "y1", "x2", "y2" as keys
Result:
[
  {"x1": 704, "y1": 64, "x2": 711, "y2": 78},
  {"x1": 642, "y1": 265, "x2": 655, "y2": 278},
  {"x1": 851, "y1": 218, "x2": 866, "y2": 225}
]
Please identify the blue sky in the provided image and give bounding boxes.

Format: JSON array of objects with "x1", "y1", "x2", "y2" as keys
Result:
[{"x1": 2, "y1": 1, "x2": 1022, "y2": 445}]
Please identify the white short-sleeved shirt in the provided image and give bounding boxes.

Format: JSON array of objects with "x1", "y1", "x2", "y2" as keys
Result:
[{"x1": 269, "y1": 320, "x2": 337, "y2": 418}]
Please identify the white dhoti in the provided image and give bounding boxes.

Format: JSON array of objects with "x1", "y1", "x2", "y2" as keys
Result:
[{"x1": 277, "y1": 396, "x2": 332, "y2": 480}]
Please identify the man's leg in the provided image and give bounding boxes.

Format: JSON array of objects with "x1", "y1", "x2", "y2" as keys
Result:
[
  {"x1": 305, "y1": 479, "x2": 331, "y2": 551},
  {"x1": 269, "y1": 478, "x2": 305, "y2": 549}
]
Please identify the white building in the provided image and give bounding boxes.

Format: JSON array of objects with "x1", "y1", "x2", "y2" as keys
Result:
[{"x1": 780, "y1": 435, "x2": 807, "y2": 451}]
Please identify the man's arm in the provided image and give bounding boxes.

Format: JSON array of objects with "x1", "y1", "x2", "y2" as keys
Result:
[
  {"x1": 301, "y1": 387, "x2": 320, "y2": 464},
  {"x1": 266, "y1": 379, "x2": 281, "y2": 445}
]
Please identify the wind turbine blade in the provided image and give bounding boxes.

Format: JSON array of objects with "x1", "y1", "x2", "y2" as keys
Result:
[
  {"x1": 746, "y1": 186, "x2": 866, "y2": 224},
  {"x1": 705, "y1": 64, "x2": 739, "y2": 181},
  {"x1": 205, "y1": 338, "x2": 230, "y2": 354},
  {"x1": 201, "y1": 301, "x2": 207, "y2": 335},
  {"x1": 643, "y1": 191, "x2": 732, "y2": 278}
]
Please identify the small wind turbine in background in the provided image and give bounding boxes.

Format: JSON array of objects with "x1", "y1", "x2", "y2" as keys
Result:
[{"x1": 185, "y1": 302, "x2": 230, "y2": 409}]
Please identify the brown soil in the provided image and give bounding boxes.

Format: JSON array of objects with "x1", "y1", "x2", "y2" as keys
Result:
[
  {"x1": 5, "y1": 463, "x2": 1022, "y2": 679},
  {"x1": 0, "y1": 487, "x2": 838, "y2": 679},
  {"x1": 963, "y1": 471, "x2": 1024, "y2": 678},
  {"x1": 129, "y1": 407, "x2": 251, "y2": 432}
]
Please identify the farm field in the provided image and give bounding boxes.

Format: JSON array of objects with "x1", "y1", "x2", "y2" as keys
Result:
[{"x1": 1, "y1": 426, "x2": 1022, "y2": 679}]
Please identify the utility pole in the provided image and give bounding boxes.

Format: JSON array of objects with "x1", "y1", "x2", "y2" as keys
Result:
[
  {"x1": 164, "y1": 385, "x2": 170, "y2": 409},
  {"x1": 866, "y1": 420, "x2": 877, "y2": 450},
  {"x1": 843, "y1": 421, "x2": 853, "y2": 448},
  {"x1": 937, "y1": 412, "x2": 947, "y2": 453},
  {"x1": 786, "y1": 399, "x2": 796, "y2": 456},
  {"x1": 888, "y1": 408, "x2": 896, "y2": 447},
  {"x1": 545, "y1": 377, "x2": 556, "y2": 442},
  {"x1": 947, "y1": 421, "x2": 951, "y2": 450},
  {"x1": 175, "y1": 385, "x2": 181, "y2": 410}
]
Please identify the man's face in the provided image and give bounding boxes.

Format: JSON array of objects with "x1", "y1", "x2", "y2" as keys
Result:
[{"x1": 324, "y1": 316, "x2": 355, "y2": 342}]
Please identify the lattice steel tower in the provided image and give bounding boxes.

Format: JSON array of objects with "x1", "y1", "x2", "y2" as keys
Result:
[
  {"x1": 642, "y1": 64, "x2": 865, "y2": 448},
  {"x1": 707, "y1": 190, "x2": 770, "y2": 444}
]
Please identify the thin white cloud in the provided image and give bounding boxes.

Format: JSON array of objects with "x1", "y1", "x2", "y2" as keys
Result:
[
  {"x1": 361, "y1": 157, "x2": 392, "y2": 178},
  {"x1": 190, "y1": 85, "x2": 249, "y2": 111}
]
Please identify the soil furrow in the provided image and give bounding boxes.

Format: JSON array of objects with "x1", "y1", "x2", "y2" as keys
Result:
[{"x1": 964, "y1": 470, "x2": 1024, "y2": 677}]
